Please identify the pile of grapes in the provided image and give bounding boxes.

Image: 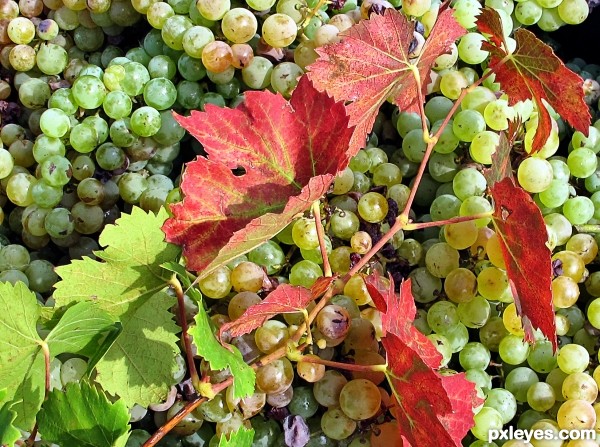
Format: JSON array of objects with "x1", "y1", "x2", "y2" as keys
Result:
[{"x1": 1, "y1": 0, "x2": 600, "y2": 443}]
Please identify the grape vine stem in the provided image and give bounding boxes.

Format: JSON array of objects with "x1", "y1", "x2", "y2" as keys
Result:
[
  {"x1": 168, "y1": 275, "x2": 200, "y2": 390},
  {"x1": 312, "y1": 201, "x2": 332, "y2": 277},
  {"x1": 300, "y1": 355, "x2": 385, "y2": 372}
]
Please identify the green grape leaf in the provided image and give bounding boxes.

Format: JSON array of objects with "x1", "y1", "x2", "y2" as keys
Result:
[
  {"x1": 93, "y1": 291, "x2": 180, "y2": 407},
  {"x1": 54, "y1": 207, "x2": 180, "y2": 317},
  {"x1": 0, "y1": 282, "x2": 49, "y2": 430},
  {"x1": 218, "y1": 427, "x2": 255, "y2": 447},
  {"x1": 38, "y1": 381, "x2": 130, "y2": 447},
  {"x1": 46, "y1": 301, "x2": 116, "y2": 358},
  {"x1": 0, "y1": 284, "x2": 114, "y2": 430},
  {"x1": 0, "y1": 390, "x2": 20, "y2": 447},
  {"x1": 53, "y1": 208, "x2": 183, "y2": 407},
  {"x1": 189, "y1": 294, "x2": 255, "y2": 399}
]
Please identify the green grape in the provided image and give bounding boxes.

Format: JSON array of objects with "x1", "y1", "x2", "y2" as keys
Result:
[
  {"x1": 471, "y1": 406, "x2": 503, "y2": 441},
  {"x1": 330, "y1": 209, "x2": 359, "y2": 240},
  {"x1": 149, "y1": 55, "x2": 177, "y2": 80},
  {"x1": 130, "y1": 106, "x2": 162, "y2": 137},
  {"x1": 242, "y1": 56, "x2": 273, "y2": 90},
  {"x1": 396, "y1": 111, "x2": 425, "y2": 138},
  {"x1": 103, "y1": 90, "x2": 133, "y2": 119},
  {"x1": 44, "y1": 207, "x2": 75, "y2": 239},
  {"x1": 568, "y1": 147, "x2": 597, "y2": 178},
  {"x1": 453, "y1": 109, "x2": 486, "y2": 142},
  {"x1": 470, "y1": 131, "x2": 499, "y2": 165},
  {"x1": 526, "y1": 382, "x2": 556, "y2": 412},
  {"x1": 71, "y1": 202, "x2": 104, "y2": 234},
  {"x1": 457, "y1": 32, "x2": 489, "y2": 65},
  {"x1": 485, "y1": 388, "x2": 517, "y2": 424},
  {"x1": 426, "y1": 300, "x2": 459, "y2": 335},
  {"x1": 452, "y1": 0, "x2": 481, "y2": 29},
  {"x1": 321, "y1": 407, "x2": 356, "y2": 440},
  {"x1": 109, "y1": 117, "x2": 138, "y2": 147},
  {"x1": 425, "y1": 242, "x2": 459, "y2": 278},
  {"x1": 143, "y1": 77, "x2": 177, "y2": 110},
  {"x1": 557, "y1": 344, "x2": 589, "y2": 374},
  {"x1": 562, "y1": 372, "x2": 598, "y2": 402},
  {"x1": 514, "y1": 0, "x2": 542, "y2": 25},
  {"x1": 527, "y1": 340, "x2": 557, "y2": 374},
  {"x1": 483, "y1": 98, "x2": 513, "y2": 131},
  {"x1": 457, "y1": 295, "x2": 491, "y2": 328},
  {"x1": 72, "y1": 75, "x2": 107, "y2": 109},
  {"x1": 96, "y1": 143, "x2": 127, "y2": 171},
  {"x1": 425, "y1": 97, "x2": 454, "y2": 124},
  {"x1": 0, "y1": 148, "x2": 14, "y2": 179},
  {"x1": 18, "y1": 78, "x2": 51, "y2": 109},
  {"x1": 505, "y1": 367, "x2": 539, "y2": 402},
  {"x1": 430, "y1": 194, "x2": 462, "y2": 221},
  {"x1": 453, "y1": 168, "x2": 487, "y2": 200},
  {"x1": 289, "y1": 260, "x2": 322, "y2": 288},
  {"x1": 402, "y1": 129, "x2": 427, "y2": 163},
  {"x1": 7, "y1": 16, "x2": 35, "y2": 44},
  {"x1": 6, "y1": 173, "x2": 35, "y2": 207},
  {"x1": 197, "y1": 0, "x2": 229, "y2": 20},
  {"x1": 563, "y1": 196, "x2": 594, "y2": 225},
  {"x1": 313, "y1": 370, "x2": 347, "y2": 407},
  {"x1": 440, "y1": 70, "x2": 468, "y2": 100},
  {"x1": 288, "y1": 386, "x2": 319, "y2": 418},
  {"x1": 405, "y1": 266, "x2": 439, "y2": 303},
  {"x1": 498, "y1": 334, "x2": 530, "y2": 365},
  {"x1": 60, "y1": 357, "x2": 88, "y2": 384},
  {"x1": 557, "y1": 0, "x2": 589, "y2": 25},
  {"x1": 255, "y1": 357, "x2": 294, "y2": 394},
  {"x1": 339, "y1": 379, "x2": 381, "y2": 421},
  {"x1": 461, "y1": 86, "x2": 496, "y2": 114},
  {"x1": 538, "y1": 179, "x2": 570, "y2": 208},
  {"x1": 31, "y1": 180, "x2": 63, "y2": 208},
  {"x1": 357, "y1": 192, "x2": 388, "y2": 223},
  {"x1": 270, "y1": 62, "x2": 303, "y2": 98},
  {"x1": 292, "y1": 217, "x2": 319, "y2": 250},
  {"x1": 517, "y1": 157, "x2": 553, "y2": 193},
  {"x1": 248, "y1": 240, "x2": 285, "y2": 274},
  {"x1": 39, "y1": 108, "x2": 70, "y2": 139},
  {"x1": 459, "y1": 342, "x2": 491, "y2": 370}
]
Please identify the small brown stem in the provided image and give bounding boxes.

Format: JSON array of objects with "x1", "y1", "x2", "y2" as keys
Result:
[
  {"x1": 312, "y1": 201, "x2": 332, "y2": 277},
  {"x1": 301, "y1": 0, "x2": 329, "y2": 29},
  {"x1": 142, "y1": 396, "x2": 207, "y2": 447},
  {"x1": 403, "y1": 212, "x2": 493, "y2": 231},
  {"x1": 300, "y1": 355, "x2": 385, "y2": 372},
  {"x1": 169, "y1": 275, "x2": 200, "y2": 390}
]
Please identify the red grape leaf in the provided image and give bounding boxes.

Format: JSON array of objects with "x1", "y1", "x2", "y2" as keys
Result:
[
  {"x1": 365, "y1": 275, "x2": 481, "y2": 446},
  {"x1": 477, "y1": 7, "x2": 590, "y2": 153},
  {"x1": 483, "y1": 119, "x2": 519, "y2": 187},
  {"x1": 219, "y1": 284, "x2": 313, "y2": 339},
  {"x1": 490, "y1": 177, "x2": 556, "y2": 349},
  {"x1": 307, "y1": 7, "x2": 465, "y2": 154},
  {"x1": 162, "y1": 77, "x2": 353, "y2": 275}
]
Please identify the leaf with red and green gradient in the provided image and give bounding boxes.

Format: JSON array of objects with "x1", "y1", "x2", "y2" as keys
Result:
[
  {"x1": 365, "y1": 275, "x2": 481, "y2": 446},
  {"x1": 307, "y1": 6, "x2": 465, "y2": 153},
  {"x1": 476, "y1": 7, "x2": 590, "y2": 153},
  {"x1": 219, "y1": 284, "x2": 313, "y2": 339},
  {"x1": 489, "y1": 177, "x2": 556, "y2": 349},
  {"x1": 162, "y1": 76, "x2": 353, "y2": 276},
  {"x1": 483, "y1": 119, "x2": 520, "y2": 186}
]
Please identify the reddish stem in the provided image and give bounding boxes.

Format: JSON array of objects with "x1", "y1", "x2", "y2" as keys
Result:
[
  {"x1": 142, "y1": 396, "x2": 207, "y2": 447},
  {"x1": 169, "y1": 275, "x2": 200, "y2": 391},
  {"x1": 300, "y1": 355, "x2": 385, "y2": 372},
  {"x1": 312, "y1": 201, "x2": 332, "y2": 277},
  {"x1": 403, "y1": 212, "x2": 493, "y2": 231}
]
